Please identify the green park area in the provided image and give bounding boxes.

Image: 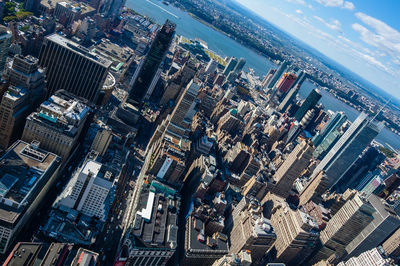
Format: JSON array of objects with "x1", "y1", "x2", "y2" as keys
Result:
[{"x1": 2, "y1": 1, "x2": 33, "y2": 22}]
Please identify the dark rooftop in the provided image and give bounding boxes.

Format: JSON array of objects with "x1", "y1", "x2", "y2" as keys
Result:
[{"x1": 0, "y1": 140, "x2": 60, "y2": 224}]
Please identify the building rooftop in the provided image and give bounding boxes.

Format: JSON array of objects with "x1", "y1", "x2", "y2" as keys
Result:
[
  {"x1": 3, "y1": 242, "x2": 43, "y2": 266},
  {"x1": 185, "y1": 215, "x2": 229, "y2": 256},
  {"x1": 28, "y1": 91, "x2": 90, "y2": 137},
  {"x1": 41, "y1": 0, "x2": 94, "y2": 14},
  {"x1": 4, "y1": 86, "x2": 27, "y2": 102},
  {"x1": 46, "y1": 34, "x2": 112, "y2": 68},
  {"x1": 71, "y1": 248, "x2": 99, "y2": 266},
  {"x1": 40, "y1": 243, "x2": 74, "y2": 266},
  {"x1": 92, "y1": 39, "x2": 134, "y2": 72},
  {"x1": 0, "y1": 140, "x2": 60, "y2": 225},
  {"x1": 131, "y1": 180, "x2": 179, "y2": 250}
]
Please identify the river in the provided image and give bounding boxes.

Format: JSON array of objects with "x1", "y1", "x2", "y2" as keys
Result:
[{"x1": 126, "y1": 0, "x2": 400, "y2": 151}]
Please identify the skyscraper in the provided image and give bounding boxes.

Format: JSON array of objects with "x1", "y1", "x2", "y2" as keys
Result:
[
  {"x1": 54, "y1": 160, "x2": 113, "y2": 221},
  {"x1": 333, "y1": 146, "x2": 385, "y2": 193},
  {"x1": 294, "y1": 89, "x2": 321, "y2": 121},
  {"x1": 0, "y1": 26, "x2": 12, "y2": 74},
  {"x1": 0, "y1": 55, "x2": 46, "y2": 149},
  {"x1": 299, "y1": 171, "x2": 329, "y2": 206},
  {"x1": 271, "y1": 140, "x2": 314, "y2": 198},
  {"x1": 128, "y1": 20, "x2": 176, "y2": 105},
  {"x1": 39, "y1": 34, "x2": 112, "y2": 103},
  {"x1": 166, "y1": 79, "x2": 201, "y2": 138},
  {"x1": 233, "y1": 57, "x2": 246, "y2": 74},
  {"x1": 230, "y1": 205, "x2": 276, "y2": 264},
  {"x1": 106, "y1": 0, "x2": 127, "y2": 19},
  {"x1": 344, "y1": 194, "x2": 400, "y2": 259},
  {"x1": 311, "y1": 193, "x2": 375, "y2": 262},
  {"x1": 312, "y1": 113, "x2": 382, "y2": 189},
  {"x1": 270, "y1": 202, "x2": 320, "y2": 265},
  {"x1": 312, "y1": 111, "x2": 347, "y2": 147},
  {"x1": 223, "y1": 57, "x2": 238, "y2": 76},
  {"x1": 266, "y1": 60, "x2": 289, "y2": 89},
  {"x1": 272, "y1": 73, "x2": 297, "y2": 101}
]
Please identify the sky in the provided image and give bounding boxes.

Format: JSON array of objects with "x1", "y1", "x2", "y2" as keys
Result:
[{"x1": 235, "y1": 0, "x2": 400, "y2": 99}]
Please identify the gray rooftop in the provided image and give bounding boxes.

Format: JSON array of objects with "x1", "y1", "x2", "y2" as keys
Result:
[
  {"x1": 185, "y1": 216, "x2": 229, "y2": 255},
  {"x1": 46, "y1": 34, "x2": 112, "y2": 68},
  {"x1": 132, "y1": 181, "x2": 179, "y2": 250},
  {"x1": 0, "y1": 140, "x2": 60, "y2": 225}
]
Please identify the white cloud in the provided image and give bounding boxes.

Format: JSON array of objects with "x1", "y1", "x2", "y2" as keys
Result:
[
  {"x1": 316, "y1": 0, "x2": 343, "y2": 7},
  {"x1": 315, "y1": 0, "x2": 355, "y2": 10},
  {"x1": 343, "y1": 1, "x2": 355, "y2": 10},
  {"x1": 352, "y1": 13, "x2": 400, "y2": 64},
  {"x1": 313, "y1": 16, "x2": 342, "y2": 32},
  {"x1": 284, "y1": 0, "x2": 306, "y2": 6},
  {"x1": 296, "y1": 9, "x2": 303, "y2": 14}
]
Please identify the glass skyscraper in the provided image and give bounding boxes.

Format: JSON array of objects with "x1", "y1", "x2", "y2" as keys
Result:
[
  {"x1": 312, "y1": 112, "x2": 382, "y2": 189},
  {"x1": 128, "y1": 20, "x2": 176, "y2": 105}
]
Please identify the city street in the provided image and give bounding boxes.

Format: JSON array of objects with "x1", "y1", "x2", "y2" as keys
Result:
[{"x1": 91, "y1": 148, "x2": 143, "y2": 265}]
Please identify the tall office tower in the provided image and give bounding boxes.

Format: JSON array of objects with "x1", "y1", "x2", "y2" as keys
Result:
[
  {"x1": 312, "y1": 111, "x2": 347, "y2": 147},
  {"x1": 334, "y1": 146, "x2": 385, "y2": 193},
  {"x1": 166, "y1": 79, "x2": 200, "y2": 138},
  {"x1": 290, "y1": 70, "x2": 307, "y2": 90},
  {"x1": 160, "y1": 57, "x2": 197, "y2": 105},
  {"x1": 242, "y1": 175, "x2": 269, "y2": 201},
  {"x1": 239, "y1": 155, "x2": 261, "y2": 185},
  {"x1": 337, "y1": 247, "x2": 394, "y2": 266},
  {"x1": 311, "y1": 193, "x2": 375, "y2": 262},
  {"x1": 106, "y1": 0, "x2": 127, "y2": 19},
  {"x1": 344, "y1": 195, "x2": 400, "y2": 259},
  {"x1": 294, "y1": 89, "x2": 321, "y2": 121},
  {"x1": 128, "y1": 20, "x2": 176, "y2": 105},
  {"x1": 39, "y1": 34, "x2": 112, "y2": 103},
  {"x1": 299, "y1": 171, "x2": 329, "y2": 206},
  {"x1": 278, "y1": 84, "x2": 299, "y2": 112},
  {"x1": 313, "y1": 121, "x2": 349, "y2": 160},
  {"x1": 270, "y1": 203, "x2": 320, "y2": 264},
  {"x1": 22, "y1": 91, "x2": 91, "y2": 160},
  {"x1": 148, "y1": 134, "x2": 186, "y2": 185},
  {"x1": 223, "y1": 57, "x2": 238, "y2": 76},
  {"x1": 0, "y1": 26, "x2": 12, "y2": 74},
  {"x1": 0, "y1": 140, "x2": 61, "y2": 254},
  {"x1": 312, "y1": 113, "x2": 382, "y2": 189},
  {"x1": 54, "y1": 160, "x2": 113, "y2": 221},
  {"x1": 266, "y1": 60, "x2": 289, "y2": 89},
  {"x1": 272, "y1": 73, "x2": 297, "y2": 100},
  {"x1": 3, "y1": 55, "x2": 46, "y2": 91},
  {"x1": 230, "y1": 205, "x2": 276, "y2": 264},
  {"x1": 0, "y1": 87, "x2": 30, "y2": 150},
  {"x1": 233, "y1": 57, "x2": 246, "y2": 73},
  {"x1": 0, "y1": 55, "x2": 47, "y2": 149},
  {"x1": 381, "y1": 227, "x2": 400, "y2": 259},
  {"x1": 205, "y1": 59, "x2": 218, "y2": 75},
  {"x1": 271, "y1": 140, "x2": 314, "y2": 198},
  {"x1": 262, "y1": 69, "x2": 276, "y2": 89},
  {"x1": 217, "y1": 109, "x2": 243, "y2": 135},
  {"x1": 212, "y1": 250, "x2": 252, "y2": 266},
  {"x1": 90, "y1": 125, "x2": 112, "y2": 156}
]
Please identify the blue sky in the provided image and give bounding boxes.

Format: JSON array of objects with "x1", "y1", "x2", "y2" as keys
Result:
[{"x1": 236, "y1": 0, "x2": 400, "y2": 99}]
